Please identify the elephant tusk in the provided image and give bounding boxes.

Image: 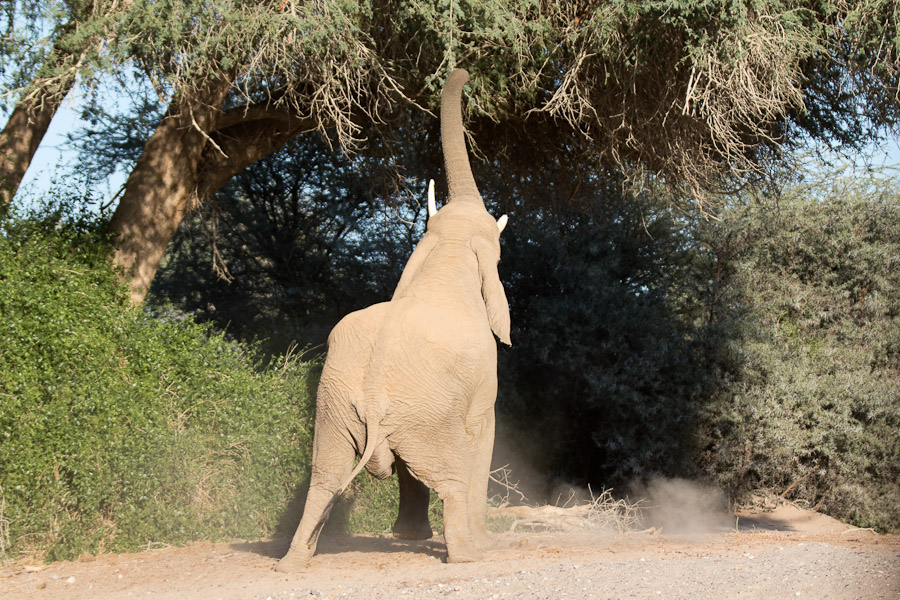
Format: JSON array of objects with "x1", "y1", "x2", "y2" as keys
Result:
[
  {"x1": 427, "y1": 179, "x2": 437, "y2": 218},
  {"x1": 496, "y1": 214, "x2": 508, "y2": 234}
]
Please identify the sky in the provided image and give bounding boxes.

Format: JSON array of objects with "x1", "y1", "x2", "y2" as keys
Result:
[{"x1": 16, "y1": 97, "x2": 129, "y2": 205}]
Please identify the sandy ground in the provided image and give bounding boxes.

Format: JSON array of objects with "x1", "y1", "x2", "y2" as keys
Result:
[{"x1": 1, "y1": 505, "x2": 898, "y2": 600}]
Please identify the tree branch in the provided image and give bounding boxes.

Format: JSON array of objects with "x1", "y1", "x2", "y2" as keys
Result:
[
  {"x1": 196, "y1": 115, "x2": 316, "y2": 202},
  {"x1": 214, "y1": 102, "x2": 315, "y2": 132}
]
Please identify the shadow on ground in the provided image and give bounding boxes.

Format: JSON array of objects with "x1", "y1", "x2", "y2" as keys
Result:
[{"x1": 231, "y1": 535, "x2": 446, "y2": 561}]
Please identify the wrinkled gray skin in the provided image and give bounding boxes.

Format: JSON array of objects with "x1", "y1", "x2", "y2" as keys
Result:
[{"x1": 276, "y1": 69, "x2": 511, "y2": 572}]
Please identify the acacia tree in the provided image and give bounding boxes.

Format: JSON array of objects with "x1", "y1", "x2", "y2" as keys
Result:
[
  {"x1": 103, "y1": 1, "x2": 410, "y2": 301},
  {"x1": 0, "y1": 0, "x2": 124, "y2": 208},
  {"x1": 23, "y1": 0, "x2": 900, "y2": 301}
]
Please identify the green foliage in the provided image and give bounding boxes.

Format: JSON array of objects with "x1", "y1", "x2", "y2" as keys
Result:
[
  {"x1": 697, "y1": 168, "x2": 900, "y2": 532},
  {"x1": 1, "y1": 1, "x2": 123, "y2": 103},
  {"x1": 0, "y1": 205, "x2": 315, "y2": 561},
  {"x1": 53, "y1": 0, "x2": 900, "y2": 209},
  {"x1": 330, "y1": 472, "x2": 443, "y2": 537}
]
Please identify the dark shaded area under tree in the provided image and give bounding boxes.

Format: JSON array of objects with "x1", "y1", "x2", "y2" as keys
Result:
[{"x1": 149, "y1": 135, "x2": 900, "y2": 532}]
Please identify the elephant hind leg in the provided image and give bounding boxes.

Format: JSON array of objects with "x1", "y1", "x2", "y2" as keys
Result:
[
  {"x1": 276, "y1": 421, "x2": 356, "y2": 573},
  {"x1": 466, "y1": 408, "x2": 496, "y2": 552},
  {"x1": 438, "y1": 485, "x2": 483, "y2": 563},
  {"x1": 392, "y1": 456, "x2": 433, "y2": 540},
  {"x1": 275, "y1": 485, "x2": 340, "y2": 573}
]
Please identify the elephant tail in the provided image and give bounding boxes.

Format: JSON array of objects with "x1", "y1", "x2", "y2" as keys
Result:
[{"x1": 337, "y1": 409, "x2": 382, "y2": 494}]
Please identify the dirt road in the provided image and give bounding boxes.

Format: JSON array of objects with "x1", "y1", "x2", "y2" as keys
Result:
[{"x1": 2, "y1": 505, "x2": 898, "y2": 600}]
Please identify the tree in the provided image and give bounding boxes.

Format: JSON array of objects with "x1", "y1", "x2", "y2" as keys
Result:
[
  {"x1": 0, "y1": 0, "x2": 122, "y2": 208},
  {"x1": 103, "y1": 1, "x2": 402, "y2": 302},
  {"x1": 56, "y1": 0, "x2": 900, "y2": 302}
]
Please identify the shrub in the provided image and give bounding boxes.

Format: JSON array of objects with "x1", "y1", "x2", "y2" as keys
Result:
[
  {"x1": 696, "y1": 172, "x2": 900, "y2": 532},
  {"x1": 0, "y1": 206, "x2": 315, "y2": 561}
]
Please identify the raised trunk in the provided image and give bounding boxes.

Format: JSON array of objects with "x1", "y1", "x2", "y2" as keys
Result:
[
  {"x1": 110, "y1": 84, "x2": 314, "y2": 303},
  {"x1": 440, "y1": 69, "x2": 482, "y2": 204},
  {"x1": 109, "y1": 81, "x2": 231, "y2": 303},
  {"x1": 0, "y1": 75, "x2": 75, "y2": 208}
]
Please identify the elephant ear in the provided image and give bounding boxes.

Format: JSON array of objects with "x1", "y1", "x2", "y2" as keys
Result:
[
  {"x1": 392, "y1": 232, "x2": 439, "y2": 299},
  {"x1": 471, "y1": 237, "x2": 511, "y2": 346}
]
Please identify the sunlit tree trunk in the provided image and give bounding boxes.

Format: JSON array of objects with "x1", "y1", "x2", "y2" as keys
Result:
[
  {"x1": 109, "y1": 79, "x2": 314, "y2": 303},
  {"x1": 108, "y1": 80, "x2": 231, "y2": 303},
  {"x1": 0, "y1": 44, "x2": 76, "y2": 208}
]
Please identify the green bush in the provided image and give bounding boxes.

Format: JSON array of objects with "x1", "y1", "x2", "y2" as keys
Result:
[
  {"x1": 0, "y1": 206, "x2": 315, "y2": 561},
  {"x1": 696, "y1": 172, "x2": 900, "y2": 532}
]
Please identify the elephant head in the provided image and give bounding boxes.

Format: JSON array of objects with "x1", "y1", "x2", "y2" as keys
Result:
[{"x1": 393, "y1": 69, "x2": 511, "y2": 345}]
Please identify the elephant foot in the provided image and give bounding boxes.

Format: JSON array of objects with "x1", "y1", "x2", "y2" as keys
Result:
[
  {"x1": 445, "y1": 540, "x2": 483, "y2": 564},
  {"x1": 274, "y1": 548, "x2": 312, "y2": 573},
  {"x1": 473, "y1": 530, "x2": 496, "y2": 552},
  {"x1": 392, "y1": 519, "x2": 434, "y2": 540}
]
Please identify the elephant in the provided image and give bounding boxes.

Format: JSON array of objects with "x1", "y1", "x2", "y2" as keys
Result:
[{"x1": 275, "y1": 68, "x2": 511, "y2": 572}]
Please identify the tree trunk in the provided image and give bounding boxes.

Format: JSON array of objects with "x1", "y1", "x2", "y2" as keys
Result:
[
  {"x1": 109, "y1": 81, "x2": 315, "y2": 303},
  {"x1": 109, "y1": 81, "x2": 231, "y2": 303},
  {"x1": 196, "y1": 105, "x2": 314, "y2": 200},
  {"x1": 0, "y1": 76, "x2": 75, "y2": 208},
  {"x1": 0, "y1": 17, "x2": 81, "y2": 210}
]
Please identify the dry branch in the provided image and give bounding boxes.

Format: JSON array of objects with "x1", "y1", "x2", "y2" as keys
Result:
[{"x1": 490, "y1": 487, "x2": 643, "y2": 535}]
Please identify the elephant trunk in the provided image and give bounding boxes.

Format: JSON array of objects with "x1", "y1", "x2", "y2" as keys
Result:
[{"x1": 441, "y1": 69, "x2": 482, "y2": 205}]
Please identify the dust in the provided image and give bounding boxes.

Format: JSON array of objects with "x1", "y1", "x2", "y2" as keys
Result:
[
  {"x1": 490, "y1": 429, "x2": 733, "y2": 539},
  {"x1": 630, "y1": 477, "x2": 732, "y2": 538}
]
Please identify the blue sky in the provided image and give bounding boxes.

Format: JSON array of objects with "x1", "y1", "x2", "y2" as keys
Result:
[{"x1": 16, "y1": 99, "x2": 129, "y2": 204}]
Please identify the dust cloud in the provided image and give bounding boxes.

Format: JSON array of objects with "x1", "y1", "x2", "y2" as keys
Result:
[
  {"x1": 629, "y1": 477, "x2": 733, "y2": 538},
  {"x1": 490, "y1": 429, "x2": 734, "y2": 538}
]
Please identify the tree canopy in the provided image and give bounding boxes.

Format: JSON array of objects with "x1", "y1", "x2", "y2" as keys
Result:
[
  {"x1": 4, "y1": 0, "x2": 900, "y2": 298},
  {"x1": 59, "y1": 0, "x2": 900, "y2": 185}
]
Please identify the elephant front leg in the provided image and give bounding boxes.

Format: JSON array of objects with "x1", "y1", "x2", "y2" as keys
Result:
[{"x1": 392, "y1": 456, "x2": 433, "y2": 540}]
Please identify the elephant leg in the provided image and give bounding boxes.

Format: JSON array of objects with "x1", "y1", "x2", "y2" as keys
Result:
[
  {"x1": 276, "y1": 419, "x2": 355, "y2": 573},
  {"x1": 466, "y1": 408, "x2": 496, "y2": 551},
  {"x1": 399, "y1": 429, "x2": 482, "y2": 564},
  {"x1": 438, "y1": 482, "x2": 483, "y2": 563},
  {"x1": 392, "y1": 456, "x2": 433, "y2": 540}
]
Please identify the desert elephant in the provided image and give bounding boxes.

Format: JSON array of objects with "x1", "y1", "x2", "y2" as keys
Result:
[{"x1": 276, "y1": 68, "x2": 511, "y2": 572}]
